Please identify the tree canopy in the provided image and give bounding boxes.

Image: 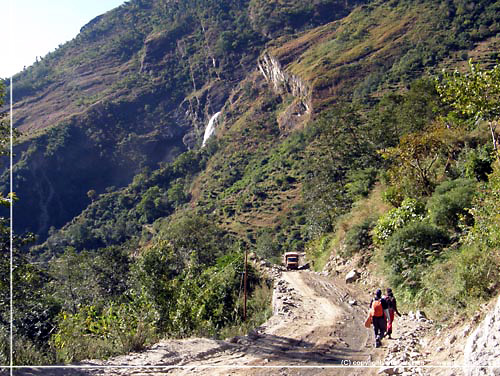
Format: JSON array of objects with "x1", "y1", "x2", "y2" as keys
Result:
[{"x1": 437, "y1": 61, "x2": 500, "y2": 155}]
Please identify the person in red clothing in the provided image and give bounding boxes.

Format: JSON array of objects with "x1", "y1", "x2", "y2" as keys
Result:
[{"x1": 384, "y1": 288, "x2": 401, "y2": 339}]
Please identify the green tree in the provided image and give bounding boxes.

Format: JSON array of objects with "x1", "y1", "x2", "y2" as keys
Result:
[
  {"x1": 437, "y1": 61, "x2": 500, "y2": 157},
  {"x1": 368, "y1": 78, "x2": 442, "y2": 149},
  {"x1": 49, "y1": 248, "x2": 100, "y2": 313},
  {"x1": 167, "y1": 179, "x2": 188, "y2": 208},
  {"x1": 384, "y1": 221, "x2": 449, "y2": 291},
  {"x1": 152, "y1": 212, "x2": 233, "y2": 268},
  {"x1": 380, "y1": 124, "x2": 458, "y2": 197},
  {"x1": 254, "y1": 229, "x2": 280, "y2": 261},
  {"x1": 50, "y1": 246, "x2": 131, "y2": 314},
  {"x1": 134, "y1": 213, "x2": 236, "y2": 331},
  {"x1": 136, "y1": 186, "x2": 168, "y2": 222}
]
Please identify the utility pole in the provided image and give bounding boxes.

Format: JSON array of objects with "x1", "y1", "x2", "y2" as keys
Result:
[{"x1": 243, "y1": 246, "x2": 247, "y2": 321}]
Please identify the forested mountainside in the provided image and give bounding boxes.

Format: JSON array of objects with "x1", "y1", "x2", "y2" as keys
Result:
[
  {"x1": 1, "y1": 0, "x2": 500, "y2": 366},
  {"x1": 4, "y1": 0, "x2": 366, "y2": 241}
]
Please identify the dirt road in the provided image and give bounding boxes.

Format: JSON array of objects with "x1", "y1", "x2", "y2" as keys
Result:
[{"x1": 79, "y1": 270, "x2": 383, "y2": 375}]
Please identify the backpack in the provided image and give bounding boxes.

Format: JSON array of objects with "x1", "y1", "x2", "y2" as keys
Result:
[{"x1": 371, "y1": 299, "x2": 384, "y2": 317}]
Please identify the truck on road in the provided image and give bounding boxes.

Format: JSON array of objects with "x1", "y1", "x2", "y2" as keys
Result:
[{"x1": 283, "y1": 252, "x2": 300, "y2": 270}]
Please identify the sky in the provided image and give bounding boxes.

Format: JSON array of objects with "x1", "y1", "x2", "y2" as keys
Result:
[{"x1": 2, "y1": 0, "x2": 127, "y2": 78}]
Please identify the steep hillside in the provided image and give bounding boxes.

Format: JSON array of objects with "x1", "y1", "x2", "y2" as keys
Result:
[
  {"x1": 32, "y1": 0, "x2": 499, "y2": 256},
  {"x1": 4, "y1": 0, "x2": 367, "y2": 241},
  {"x1": 164, "y1": 0, "x2": 500, "y2": 249},
  {"x1": 17, "y1": 0, "x2": 495, "y2": 259}
]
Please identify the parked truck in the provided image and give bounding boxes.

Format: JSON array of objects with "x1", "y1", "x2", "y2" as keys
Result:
[{"x1": 283, "y1": 252, "x2": 299, "y2": 270}]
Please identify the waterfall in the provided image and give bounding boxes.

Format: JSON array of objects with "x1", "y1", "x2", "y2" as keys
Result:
[{"x1": 202, "y1": 111, "x2": 221, "y2": 147}]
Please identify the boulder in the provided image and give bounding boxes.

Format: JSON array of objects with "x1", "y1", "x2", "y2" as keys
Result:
[
  {"x1": 447, "y1": 334, "x2": 457, "y2": 345},
  {"x1": 260, "y1": 260, "x2": 271, "y2": 267},
  {"x1": 415, "y1": 310, "x2": 427, "y2": 320},
  {"x1": 248, "y1": 330, "x2": 260, "y2": 340},
  {"x1": 378, "y1": 366, "x2": 400, "y2": 375},
  {"x1": 462, "y1": 324, "x2": 472, "y2": 337},
  {"x1": 345, "y1": 269, "x2": 360, "y2": 283}
]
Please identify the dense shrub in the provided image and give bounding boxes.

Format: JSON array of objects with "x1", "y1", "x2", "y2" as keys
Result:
[
  {"x1": 343, "y1": 217, "x2": 376, "y2": 256},
  {"x1": 219, "y1": 281, "x2": 273, "y2": 339},
  {"x1": 7, "y1": 331, "x2": 55, "y2": 366},
  {"x1": 418, "y1": 165, "x2": 500, "y2": 318},
  {"x1": 373, "y1": 198, "x2": 426, "y2": 245},
  {"x1": 345, "y1": 168, "x2": 378, "y2": 201},
  {"x1": 306, "y1": 234, "x2": 333, "y2": 272},
  {"x1": 453, "y1": 245, "x2": 499, "y2": 301},
  {"x1": 382, "y1": 185, "x2": 404, "y2": 207},
  {"x1": 426, "y1": 178, "x2": 476, "y2": 231},
  {"x1": 462, "y1": 144, "x2": 494, "y2": 181},
  {"x1": 52, "y1": 292, "x2": 158, "y2": 362},
  {"x1": 384, "y1": 221, "x2": 449, "y2": 291},
  {"x1": 419, "y1": 244, "x2": 499, "y2": 318}
]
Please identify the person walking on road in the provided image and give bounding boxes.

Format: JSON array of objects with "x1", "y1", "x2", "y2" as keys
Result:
[
  {"x1": 369, "y1": 289, "x2": 388, "y2": 348},
  {"x1": 384, "y1": 288, "x2": 401, "y2": 339}
]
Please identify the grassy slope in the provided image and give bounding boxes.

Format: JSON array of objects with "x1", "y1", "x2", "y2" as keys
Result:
[
  {"x1": 272, "y1": 0, "x2": 498, "y2": 107},
  {"x1": 12, "y1": 4, "x2": 148, "y2": 134}
]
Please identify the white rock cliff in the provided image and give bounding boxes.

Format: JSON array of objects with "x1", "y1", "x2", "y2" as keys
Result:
[{"x1": 463, "y1": 295, "x2": 500, "y2": 375}]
